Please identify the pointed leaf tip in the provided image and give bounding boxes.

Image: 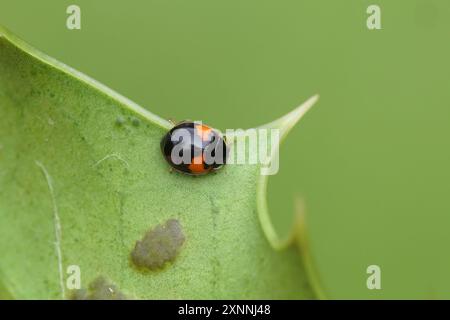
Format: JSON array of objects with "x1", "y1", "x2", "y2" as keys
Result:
[
  {"x1": 256, "y1": 94, "x2": 319, "y2": 250},
  {"x1": 259, "y1": 94, "x2": 319, "y2": 140}
]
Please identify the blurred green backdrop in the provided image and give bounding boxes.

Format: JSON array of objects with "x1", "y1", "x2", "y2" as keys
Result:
[{"x1": 1, "y1": 0, "x2": 449, "y2": 299}]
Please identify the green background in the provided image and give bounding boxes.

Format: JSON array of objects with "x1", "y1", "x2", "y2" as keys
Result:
[{"x1": 1, "y1": 0, "x2": 449, "y2": 299}]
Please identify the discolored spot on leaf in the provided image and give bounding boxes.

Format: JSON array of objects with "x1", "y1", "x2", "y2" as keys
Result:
[
  {"x1": 131, "y1": 117, "x2": 141, "y2": 127},
  {"x1": 71, "y1": 276, "x2": 127, "y2": 300},
  {"x1": 131, "y1": 219, "x2": 185, "y2": 271},
  {"x1": 115, "y1": 116, "x2": 126, "y2": 126}
]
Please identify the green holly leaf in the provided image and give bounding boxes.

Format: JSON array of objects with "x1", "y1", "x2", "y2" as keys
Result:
[{"x1": 0, "y1": 26, "x2": 321, "y2": 299}]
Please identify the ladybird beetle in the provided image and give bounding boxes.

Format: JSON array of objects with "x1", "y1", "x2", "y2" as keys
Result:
[{"x1": 161, "y1": 121, "x2": 228, "y2": 175}]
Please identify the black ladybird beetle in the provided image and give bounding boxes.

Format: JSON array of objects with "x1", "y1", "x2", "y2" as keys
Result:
[{"x1": 161, "y1": 121, "x2": 228, "y2": 175}]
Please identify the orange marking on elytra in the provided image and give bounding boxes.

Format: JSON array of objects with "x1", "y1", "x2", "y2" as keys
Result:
[
  {"x1": 189, "y1": 155, "x2": 207, "y2": 173},
  {"x1": 195, "y1": 124, "x2": 212, "y2": 141}
]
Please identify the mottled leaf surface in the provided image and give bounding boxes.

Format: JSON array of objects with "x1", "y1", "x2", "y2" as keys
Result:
[{"x1": 0, "y1": 26, "x2": 319, "y2": 299}]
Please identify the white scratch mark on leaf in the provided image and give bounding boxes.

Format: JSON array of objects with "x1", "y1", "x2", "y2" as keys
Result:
[
  {"x1": 35, "y1": 161, "x2": 65, "y2": 299},
  {"x1": 92, "y1": 153, "x2": 129, "y2": 169}
]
